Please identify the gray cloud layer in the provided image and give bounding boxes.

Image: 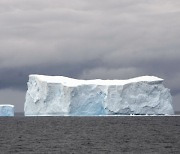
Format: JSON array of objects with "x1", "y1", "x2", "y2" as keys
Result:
[{"x1": 0, "y1": 0, "x2": 180, "y2": 111}]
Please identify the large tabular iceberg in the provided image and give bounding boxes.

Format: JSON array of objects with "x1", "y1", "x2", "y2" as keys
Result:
[
  {"x1": 24, "y1": 75, "x2": 174, "y2": 116},
  {"x1": 0, "y1": 104, "x2": 14, "y2": 116}
]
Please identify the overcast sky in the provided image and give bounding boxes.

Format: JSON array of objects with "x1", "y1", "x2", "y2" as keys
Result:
[{"x1": 0, "y1": 0, "x2": 180, "y2": 112}]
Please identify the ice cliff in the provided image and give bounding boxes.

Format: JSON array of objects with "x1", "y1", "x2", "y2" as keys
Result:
[
  {"x1": 0, "y1": 104, "x2": 14, "y2": 116},
  {"x1": 24, "y1": 75, "x2": 174, "y2": 116}
]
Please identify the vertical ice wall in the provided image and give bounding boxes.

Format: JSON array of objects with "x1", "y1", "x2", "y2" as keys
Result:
[{"x1": 24, "y1": 75, "x2": 174, "y2": 116}]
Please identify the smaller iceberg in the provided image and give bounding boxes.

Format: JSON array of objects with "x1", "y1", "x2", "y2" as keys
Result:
[{"x1": 0, "y1": 104, "x2": 14, "y2": 116}]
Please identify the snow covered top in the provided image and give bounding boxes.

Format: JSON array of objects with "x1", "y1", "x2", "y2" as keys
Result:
[
  {"x1": 30, "y1": 75, "x2": 163, "y2": 87},
  {"x1": 0, "y1": 104, "x2": 14, "y2": 107}
]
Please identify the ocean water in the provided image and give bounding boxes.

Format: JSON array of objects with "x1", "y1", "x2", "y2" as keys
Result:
[{"x1": 0, "y1": 116, "x2": 180, "y2": 153}]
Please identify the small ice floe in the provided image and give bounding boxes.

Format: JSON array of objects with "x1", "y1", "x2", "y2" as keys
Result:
[{"x1": 0, "y1": 104, "x2": 14, "y2": 116}]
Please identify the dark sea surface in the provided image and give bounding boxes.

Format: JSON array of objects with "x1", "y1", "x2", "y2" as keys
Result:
[{"x1": 0, "y1": 116, "x2": 180, "y2": 154}]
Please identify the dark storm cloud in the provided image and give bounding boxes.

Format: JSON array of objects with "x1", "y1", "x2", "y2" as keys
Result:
[
  {"x1": 0, "y1": 0, "x2": 180, "y2": 111},
  {"x1": 0, "y1": 58, "x2": 102, "y2": 90}
]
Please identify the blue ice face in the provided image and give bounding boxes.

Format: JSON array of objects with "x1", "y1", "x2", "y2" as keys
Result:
[
  {"x1": 0, "y1": 105, "x2": 14, "y2": 116},
  {"x1": 69, "y1": 85, "x2": 106, "y2": 116},
  {"x1": 24, "y1": 75, "x2": 174, "y2": 116}
]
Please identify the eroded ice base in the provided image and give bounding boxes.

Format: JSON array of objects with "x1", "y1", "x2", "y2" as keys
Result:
[{"x1": 24, "y1": 75, "x2": 174, "y2": 116}]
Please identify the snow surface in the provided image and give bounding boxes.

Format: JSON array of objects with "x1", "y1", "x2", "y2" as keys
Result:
[
  {"x1": 0, "y1": 104, "x2": 14, "y2": 116},
  {"x1": 24, "y1": 75, "x2": 174, "y2": 116},
  {"x1": 31, "y1": 75, "x2": 164, "y2": 86}
]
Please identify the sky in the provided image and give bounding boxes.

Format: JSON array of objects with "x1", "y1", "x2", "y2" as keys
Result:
[{"x1": 0, "y1": 0, "x2": 180, "y2": 112}]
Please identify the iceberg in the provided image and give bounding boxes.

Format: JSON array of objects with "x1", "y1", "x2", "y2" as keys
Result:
[
  {"x1": 0, "y1": 104, "x2": 14, "y2": 116},
  {"x1": 24, "y1": 75, "x2": 174, "y2": 116}
]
